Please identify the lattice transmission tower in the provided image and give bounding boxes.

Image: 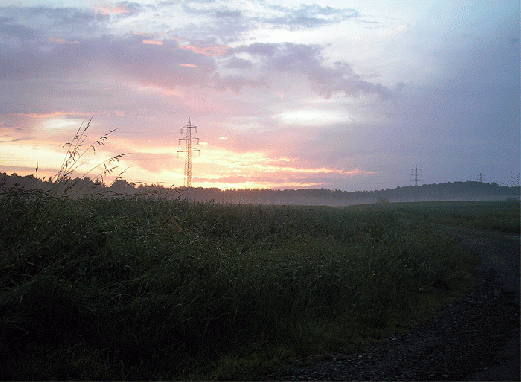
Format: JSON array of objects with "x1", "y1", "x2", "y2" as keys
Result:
[
  {"x1": 177, "y1": 118, "x2": 200, "y2": 187},
  {"x1": 410, "y1": 164, "x2": 423, "y2": 186}
]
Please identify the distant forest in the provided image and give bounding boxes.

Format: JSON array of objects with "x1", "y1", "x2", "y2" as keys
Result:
[{"x1": 1, "y1": 172, "x2": 519, "y2": 205}]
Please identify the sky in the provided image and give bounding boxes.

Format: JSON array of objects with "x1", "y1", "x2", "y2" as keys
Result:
[{"x1": 0, "y1": 0, "x2": 519, "y2": 191}]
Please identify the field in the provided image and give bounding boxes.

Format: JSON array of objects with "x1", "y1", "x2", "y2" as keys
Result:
[{"x1": 0, "y1": 187, "x2": 518, "y2": 380}]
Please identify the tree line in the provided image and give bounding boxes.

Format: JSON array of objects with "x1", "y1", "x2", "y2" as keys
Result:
[{"x1": 1, "y1": 172, "x2": 519, "y2": 204}]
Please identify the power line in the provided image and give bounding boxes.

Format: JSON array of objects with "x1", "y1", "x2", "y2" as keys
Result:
[
  {"x1": 410, "y1": 164, "x2": 423, "y2": 186},
  {"x1": 177, "y1": 118, "x2": 200, "y2": 187}
]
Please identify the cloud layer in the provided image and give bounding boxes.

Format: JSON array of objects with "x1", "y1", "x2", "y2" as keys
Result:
[{"x1": 0, "y1": 0, "x2": 519, "y2": 190}]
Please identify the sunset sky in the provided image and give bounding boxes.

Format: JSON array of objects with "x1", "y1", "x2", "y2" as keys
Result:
[{"x1": 0, "y1": 0, "x2": 519, "y2": 191}]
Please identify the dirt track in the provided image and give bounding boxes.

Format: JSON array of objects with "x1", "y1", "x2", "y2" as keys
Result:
[
  {"x1": 446, "y1": 227, "x2": 520, "y2": 381},
  {"x1": 259, "y1": 226, "x2": 520, "y2": 381}
]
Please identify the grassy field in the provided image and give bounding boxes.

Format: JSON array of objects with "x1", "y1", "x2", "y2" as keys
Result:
[
  {"x1": 1, "y1": 188, "x2": 516, "y2": 380},
  {"x1": 380, "y1": 200, "x2": 519, "y2": 233}
]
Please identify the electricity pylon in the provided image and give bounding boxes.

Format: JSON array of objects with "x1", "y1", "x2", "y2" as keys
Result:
[
  {"x1": 410, "y1": 165, "x2": 423, "y2": 186},
  {"x1": 177, "y1": 118, "x2": 200, "y2": 187}
]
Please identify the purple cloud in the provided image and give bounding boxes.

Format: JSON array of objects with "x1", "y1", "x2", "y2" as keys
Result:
[
  {"x1": 0, "y1": 16, "x2": 37, "y2": 41},
  {"x1": 0, "y1": 3, "x2": 381, "y2": 99},
  {"x1": 225, "y1": 57, "x2": 253, "y2": 69},
  {"x1": 232, "y1": 43, "x2": 392, "y2": 99}
]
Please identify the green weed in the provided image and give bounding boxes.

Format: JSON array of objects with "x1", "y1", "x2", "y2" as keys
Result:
[{"x1": 0, "y1": 196, "x2": 487, "y2": 380}]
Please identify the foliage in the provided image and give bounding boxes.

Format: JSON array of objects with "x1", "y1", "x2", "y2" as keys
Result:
[{"x1": 0, "y1": 193, "x2": 490, "y2": 380}]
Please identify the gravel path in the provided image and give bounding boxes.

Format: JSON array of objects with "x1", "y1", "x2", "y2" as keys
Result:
[{"x1": 260, "y1": 227, "x2": 520, "y2": 381}]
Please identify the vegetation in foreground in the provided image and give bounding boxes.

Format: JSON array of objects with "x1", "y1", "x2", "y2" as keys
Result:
[
  {"x1": 1, "y1": 189, "x2": 510, "y2": 380},
  {"x1": 356, "y1": 200, "x2": 520, "y2": 234}
]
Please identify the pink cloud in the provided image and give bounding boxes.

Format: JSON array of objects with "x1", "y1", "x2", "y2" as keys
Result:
[
  {"x1": 14, "y1": 111, "x2": 79, "y2": 119},
  {"x1": 93, "y1": 3, "x2": 130, "y2": 15},
  {"x1": 49, "y1": 37, "x2": 79, "y2": 45},
  {"x1": 112, "y1": 4, "x2": 131, "y2": 14},
  {"x1": 142, "y1": 40, "x2": 163, "y2": 46},
  {"x1": 180, "y1": 64, "x2": 198, "y2": 68},
  {"x1": 179, "y1": 45, "x2": 229, "y2": 56}
]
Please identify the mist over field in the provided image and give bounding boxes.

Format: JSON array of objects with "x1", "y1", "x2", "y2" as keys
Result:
[{"x1": 1, "y1": 171, "x2": 519, "y2": 206}]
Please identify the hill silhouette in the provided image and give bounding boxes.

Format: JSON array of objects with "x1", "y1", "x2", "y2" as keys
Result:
[{"x1": 1, "y1": 172, "x2": 519, "y2": 205}]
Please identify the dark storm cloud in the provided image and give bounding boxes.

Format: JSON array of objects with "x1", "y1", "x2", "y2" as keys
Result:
[{"x1": 232, "y1": 43, "x2": 392, "y2": 99}]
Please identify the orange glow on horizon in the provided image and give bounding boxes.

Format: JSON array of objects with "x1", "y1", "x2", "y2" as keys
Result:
[
  {"x1": 193, "y1": 180, "x2": 322, "y2": 190},
  {"x1": 0, "y1": 123, "x2": 377, "y2": 191}
]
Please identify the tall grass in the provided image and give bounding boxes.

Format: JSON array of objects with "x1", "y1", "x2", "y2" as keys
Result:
[
  {"x1": 372, "y1": 200, "x2": 520, "y2": 233},
  {"x1": 0, "y1": 193, "x2": 482, "y2": 380},
  {"x1": 45, "y1": 117, "x2": 126, "y2": 198}
]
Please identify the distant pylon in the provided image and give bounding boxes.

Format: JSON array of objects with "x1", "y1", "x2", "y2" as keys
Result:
[
  {"x1": 410, "y1": 165, "x2": 423, "y2": 186},
  {"x1": 177, "y1": 118, "x2": 200, "y2": 187}
]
